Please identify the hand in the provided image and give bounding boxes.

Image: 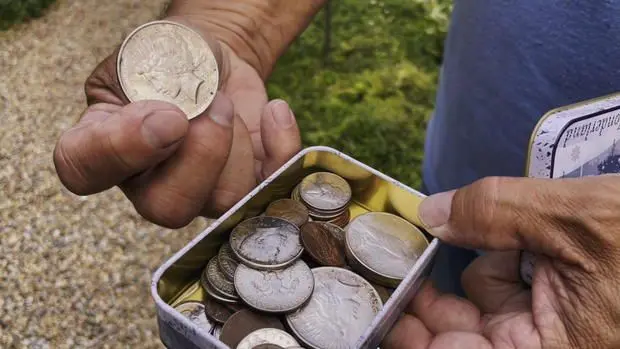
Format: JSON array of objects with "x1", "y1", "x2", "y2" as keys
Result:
[
  {"x1": 384, "y1": 176, "x2": 620, "y2": 349},
  {"x1": 53, "y1": 17, "x2": 301, "y2": 228}
]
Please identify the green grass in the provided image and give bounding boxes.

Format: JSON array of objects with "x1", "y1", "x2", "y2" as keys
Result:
[
  {"x1": 267, "y1": 0, "x2": 451, "y2": 188},
  {"x1": 0, "y1": 0, "x2": 57, "y2": 30}
]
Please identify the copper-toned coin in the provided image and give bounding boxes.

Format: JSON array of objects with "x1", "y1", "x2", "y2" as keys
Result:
[
  {"x1": 265, "y1": 199, "x2": 309, "y2": 227},
  {"x1": 203, "y1": 297, "x2": 245, "y2": 325},
  {"x1": 300, "y1": 222, "x2": 346, "y2": 267},
  {"x1": 220, "y1": 309, "x2": 285, "y2": 348},
  {"x1": 326, "y1": 208, "x2": 350, "y2": 228}
]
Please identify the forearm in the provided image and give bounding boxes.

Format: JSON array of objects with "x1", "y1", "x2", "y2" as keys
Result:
[{"x1": 165, "y1": 0, "x2": 327, "y2": 80}]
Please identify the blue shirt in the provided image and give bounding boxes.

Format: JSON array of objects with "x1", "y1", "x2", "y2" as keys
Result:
[
  {"x1": 423, "y1": 0, "x2": 620, "y2": 194},
  {"x1": 423, "y1": 0, "x2": 620, "y2": 296}
]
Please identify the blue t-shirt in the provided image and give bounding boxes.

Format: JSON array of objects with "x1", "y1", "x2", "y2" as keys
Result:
[
  {"x1": 423, "y1": 0, "x2": 620, "y2": 194},
  {"x1": 423, "y1": 1, "x2": 620, "y2": 295}
]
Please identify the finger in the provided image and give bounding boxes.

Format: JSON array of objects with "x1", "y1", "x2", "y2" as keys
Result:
[
  {"x1": 125, "y1": 93, "x2": 234, "y2": 228},
  {"x1": 408, "y1": 280, "x2": 481, "y2": 333},
  {"x1": 461, "y1": 251, "x2": 526, "y2": 313},
  {"x1": 201, "y1": 112, "x2": 256, "y2": 217},
  {"x1": 259, "y1": 99, "x2": 302, "y2": 181},
  {"x1": 429, "y1": 332, "x2": 492, "y2": 349},
  {"x1": 84, "y1": 47, "x2": 127, "y2": 106},
  {"x1": 54, "y1": 101, "x2": 188, "y2": 195},
  {"x1": 417, "y1": 176, "x2": 615, "y2": 270},
  {"x1": 383, "y1": 315, "x2": 432, "y2": 349}
]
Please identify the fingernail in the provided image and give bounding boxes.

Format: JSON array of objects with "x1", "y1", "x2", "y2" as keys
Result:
[
  {"x1": 271, "y1": 100, "x2": 294, "y2": 128},
  {"x1": 417, "y1": 190, "x2": 455, "y2": 229},
  {"x1": 209, "y1": 96, "x2": 234, "y2": 127},
  {"x1": 142, "y1": 111, "x2": 187, "y2": 149}
]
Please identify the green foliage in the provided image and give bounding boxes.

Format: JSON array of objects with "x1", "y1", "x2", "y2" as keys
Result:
[
  {"x1": 267, "y1": 0, "x2": 452, "y2": 188},
  {"x1": 0, "y1": 0, "x2": 57, "y2": 30}
]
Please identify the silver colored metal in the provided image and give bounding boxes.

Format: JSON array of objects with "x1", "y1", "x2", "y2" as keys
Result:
[
  {"x1": 117, "y1": 20, "x2": 219, "y2": 119},
  {"x1": 299, "y1": 172, "x2": 351, "y2": 212},
  {"x1": 174, "y1": 301, "x2": 216, "y2": 334},
  {"x1": 346, "y1": 212, "x2": 428, "y2": 287},
  {"x1": 217, "y1": 243, "x2": 238, "y2": 282},
  {"x1": 201, "y1": 274, "x2": 239, "y2": 305},
  {"x1": 205, "y1": 257, "x2": 238, "y2": 300},
  {"x1": 234, "y1": 260, "x2": 314, "y2": 313},
  {"x1": 229, "y1": 216, "x2": 303, "y2": 270},
  {"x1": 286, "y1": 267, "x2": 382, "y2": 349},
  {"x1": 236, "y1": 328, "x2": 300, "y2": 349}
]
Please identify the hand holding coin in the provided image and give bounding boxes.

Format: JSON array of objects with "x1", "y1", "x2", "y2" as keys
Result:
[{"x1": 53, "y1": 17, "x2": 301, "y2": 228}]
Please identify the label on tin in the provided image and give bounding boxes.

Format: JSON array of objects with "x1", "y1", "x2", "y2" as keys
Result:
[{"x1": 523, "y1": 93, "x2": 620, "y2": 286}]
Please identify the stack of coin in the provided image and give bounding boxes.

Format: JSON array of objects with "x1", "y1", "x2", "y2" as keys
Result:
[
  {"x1": 291, "y1": 172, "x2": 352, "y2": 228},
  {"x1": 171, "y1": 170, "x2": 428, "y2": 348}
]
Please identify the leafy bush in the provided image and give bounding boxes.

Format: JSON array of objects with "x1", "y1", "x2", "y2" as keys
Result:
[
  {"x1": 268, "y1": 0, "x2": 452, "y2": 188},
  {"x1": 0, "y1": 0, "x2": 57, "y2": 30}
]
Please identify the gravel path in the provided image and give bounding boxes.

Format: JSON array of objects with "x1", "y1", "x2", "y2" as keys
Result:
[{"x1": 0, "y1": 1, "x2": 213, "y2": 347}]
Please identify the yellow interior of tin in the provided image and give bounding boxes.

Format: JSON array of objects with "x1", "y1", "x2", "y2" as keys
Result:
[{"x1": 158, "y1": 149, "x2": 430, "y2": 307}]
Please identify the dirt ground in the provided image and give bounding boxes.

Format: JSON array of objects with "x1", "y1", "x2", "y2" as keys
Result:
[{"x1": 0, "y1": 0, "x2": 213, "y2": 347}]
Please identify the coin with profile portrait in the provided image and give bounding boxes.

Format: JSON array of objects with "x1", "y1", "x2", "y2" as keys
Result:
[{"x1": 117, "y1": 20, "x2": 219, "y2": 119}]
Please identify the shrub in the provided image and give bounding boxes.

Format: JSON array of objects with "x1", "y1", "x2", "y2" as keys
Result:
[{"x1": 0, "y1": 0, "x2": 57, "y2": 30}]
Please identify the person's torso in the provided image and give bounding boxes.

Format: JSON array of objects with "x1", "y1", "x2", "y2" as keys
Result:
[{"x1": 423, "y1": 0, "x2": 620, "y2": 194}]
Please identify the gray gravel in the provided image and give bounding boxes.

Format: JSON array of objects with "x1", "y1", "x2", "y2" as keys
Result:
[{"x1": 0, "y1": 0, "x2": 214, "y2": 347}]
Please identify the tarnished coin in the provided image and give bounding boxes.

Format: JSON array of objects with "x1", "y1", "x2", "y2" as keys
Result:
[
  {"x1": 201, "y1": 257, "x2": 239, "y2": 300},
  {"x1": 117, "y1": 20, "x2": 219, "y2": 119},
  {"x1": 265, "y1": 199, "x2": 309, "y2": 227},
  {"x1": 201, "y1": 274, "x2": 238, "y2": 304},
  {"x1": 217, "y1": 243, "x2": 238, "y2": 281},
  {"x1": 210, "y1": 325, "x2": 222, "y2": 340},
  {"x1": 252, "y1": 344, "x2": 284, "y2": 349},
  {"x1": 326, "y1": 208, "x2": 351, "y2": 228},
  {"x1": 204, "y1": 297, "x2": 244, "y2": 324},
  {"x1": 299, "y1": 172, "x2": 351, "y2": 212},
  {"x1": 230, "y1": 216, "x2": 303, "y2": 270},
  {"x1": 346, "y1": 212, "x2": 428, "y2": 287},
  {"x1": 286, "y1": 267, "x2": 382, "y2": 349},
  {"x1": 234, "y1": 259, "x2": 314, "y2": 313},
  {"x1": 174, "y1": 301, "x2": 216, "y2": 333},
  {"x1": 237, "y1": 328, "x2": 300, "y2": 349},
  {"x1": 220, "y1": 309, "x2": 285, "y2": 348},
  {"x1": 300, "y1": 222, "x2": 346, "y2": 267},
  {"x1": 370, "y1": 282, "x2": 393, "y2": 304}
]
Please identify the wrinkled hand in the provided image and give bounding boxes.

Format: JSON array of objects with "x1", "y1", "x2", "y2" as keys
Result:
[
  {"x1": 53, "y1": 17, "x2": 301, "y2": 228},
  {"x1": 385, "y1": 176, "x2": 620, "y2": 349}
]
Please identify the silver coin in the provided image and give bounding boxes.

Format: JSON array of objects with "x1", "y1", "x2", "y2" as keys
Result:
[
  {"x1": 234, "y1": 259, "x2": 314, "y2": 313},
  {"x1": 204, "y1": 257, "x2": 238, "y2": 300},
  {"x1": 236, "y1": 328, "x2": 300, "y2": 349},
  {"x1": 174, "y1": 301, "x2": 216, "y2": 333},
  {"x1": 117, "y1": 20, "x2": 219, "y2": 119},
  {"x1": 201, "y1": 271, "x2": 239, "y2": 304},
  {"x1": 299, "y1": 172, "x2": 352, "y2": 212},
  {"x1": 346, "y1": 212, "x2": 428, "y2": 284},
  {"x1": 286, "y1": 267, "x2": 382, "y2": 349},
  {"x1": 230, "y1": 216, "x2": 303, "y2": 270},
  {"x1": 217, "y1": 243, "x2": 238, "y2": 281}
]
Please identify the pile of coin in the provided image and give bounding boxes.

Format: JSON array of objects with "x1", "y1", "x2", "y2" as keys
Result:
[{"x1": 174, "y1": 171, "x2": 428, "y2": 349}]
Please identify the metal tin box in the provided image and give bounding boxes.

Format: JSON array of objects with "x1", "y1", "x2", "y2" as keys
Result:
[{"x1": 151, "y1": 146, "x2": 440, "y2": 349}]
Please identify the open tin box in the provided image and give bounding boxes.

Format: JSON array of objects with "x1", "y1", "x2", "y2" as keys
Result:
[{"x1": 151, "y1": 146, "x2": 440, "y2": 349}]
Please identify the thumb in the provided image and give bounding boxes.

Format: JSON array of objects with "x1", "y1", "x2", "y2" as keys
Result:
[
  {"x1": 417, "y1": 177, "x2": 566, "y2": 255},
  {"x1": 259, "y1": 99, "x2": 302, "y2": 181}
]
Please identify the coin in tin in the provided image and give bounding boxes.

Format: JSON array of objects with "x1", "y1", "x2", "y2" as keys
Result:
[
  {"x1": 217, "y1": 243, "x2": 238, "y2": 281},
  {"x1": 252, "y1": 344, "x2": 284, "y2": 349},
  {"x1": 299, "y1": 172, "x2": 351, "y2": 212},
  {"x1": 201, "y1": 272, "x2": 239, "y2": 304},
  {"x1": 234, "y1": 259, "x2": 314, "y2": 313},
  {"x1": 116, "y1": 20, "x2": 219, "y2": 119},
  {"x1": 346, "y1": 212, "x2": 428, "y2": 287},
  {"x1": 220, "y1": 309, "x2": 285, "y2": 348},
  {"x1": 204, "y1": 297, "x2": 244, "y2": 324},
  {"x1": 204, "y1": 256, "x2": 238, "y2": 299},
  {"x1": 265, "y1": 199, "x2": 309, "y2": 227},
  {"x1": 300, "y1": 222, "x2": 346, "y2": 267},
  {"x1": 237, "y1": 328, "x2": 300, "y2": 349},
  {"x1": 229, "y1": 216, "x2": 303, "y2": 270},
  {"x1": 286, "y1": 267, "x2": 382, "y2": 349},
  {"x1": 174, "y1": 301, "x2": 216, "y2": 333}
]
